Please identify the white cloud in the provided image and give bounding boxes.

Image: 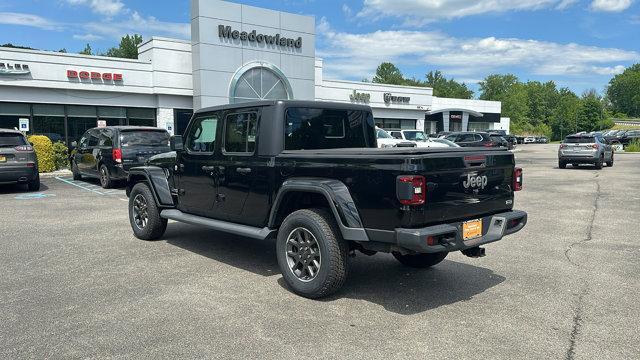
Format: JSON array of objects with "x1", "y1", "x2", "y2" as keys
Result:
[
  {"x1": 83, "y1": 11, "x2": 190, "y2": 40},
  {"x1": 65, "y1": 0, "x2": 125, "y2": 16},
  {"x1": 317, "y1": 19, "x2": 639, "y2": 82},
  {"x1": 590, "y1": 0, "x2": 634, "y2": 12},
  {"x1": 0, "y1": 12, "x2": 60, "y2": 30},
  {"x1": 358, "y1": 0, "x2": 579, "y2": 24},
  {"x1": 342, "y1": 4, "x2": 352, "y2": 17},
  {"x1": 73, "y1": 33, "x2": 103, "y2": 41}
]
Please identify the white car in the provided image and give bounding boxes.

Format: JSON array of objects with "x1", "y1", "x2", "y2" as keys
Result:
[
  {"x1": 389, "y1": 130, "x2": 450, "y2": 148},
  {"x1": 524, "y1": 136, "x2": 536, "y2": 143},
  {"x1": 376, "y1": 127, "x2": 415, "y2": 148}
]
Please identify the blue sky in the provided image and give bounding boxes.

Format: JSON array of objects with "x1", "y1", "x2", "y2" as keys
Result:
[{"x1": 1, "y1": 0, "x2": 639, "y2": 96}]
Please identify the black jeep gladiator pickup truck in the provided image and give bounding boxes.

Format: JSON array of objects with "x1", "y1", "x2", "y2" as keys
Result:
[{"x1": 126, "y1": 100, "x2": 527, "y2": 298}]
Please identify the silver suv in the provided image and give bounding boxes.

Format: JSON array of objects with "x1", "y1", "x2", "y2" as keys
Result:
[
  {"x1": 0, "y1": 129, "x2": 40, "y2": 190},
  {"x1": 558, "y1": 134, "x2": 613, "y2": 170}
]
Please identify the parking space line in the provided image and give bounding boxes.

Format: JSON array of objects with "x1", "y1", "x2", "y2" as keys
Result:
[{"x1": 55, "y1": 177, "x2": 106, "y2": 195}]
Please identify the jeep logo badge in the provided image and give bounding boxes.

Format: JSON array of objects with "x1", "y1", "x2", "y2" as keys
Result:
[{"x1": 463, "y1": 173, "x2": 488, "y2": 190}]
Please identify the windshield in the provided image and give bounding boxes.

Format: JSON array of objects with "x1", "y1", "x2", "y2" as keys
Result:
[
  {"x1": 376, "y1": 129, "x2": 392, "y2": 139},
  {"x1": 564, "y1": 136, "x2": 595, "y2": 144},
  {"x1": 433, "y1": 138, "x2": 460, "y2": 147},
  {"x1": 0, "y1": 133, "x2": 27, "y2": 147},
  {"x1": 120, "y1": 130, "x2": 170, "y2": 147},
  {"x1": 403, "y1": 131, "x2": 427, "y2": 141}
]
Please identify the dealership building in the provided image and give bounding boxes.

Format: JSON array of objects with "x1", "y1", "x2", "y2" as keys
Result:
[{"x1": 0, "y1": 0, "x2": 508, "y2": 145}]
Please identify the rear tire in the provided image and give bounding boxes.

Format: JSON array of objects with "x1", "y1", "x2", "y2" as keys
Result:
[
  {"x1": 27, "y1": 174, "x2": 40, "y2": 192},
  {"x1": 71, "y1": 161, "x2": 81, "y2": 180},
  {"x1": 559, "y1": 160, "x2": 566, "y2": 169},
  {"x1": 276, "y1": 208, "x2": 348, "y2": 299},
  {"x1": 99, "y1": 164, "x2": 113, "y2": 189},
  {"x1": 606, "y1": 154, "x2": 614, "y2": 167},
  {"x1": 595, "y1": 155, "x2": 604, "y2": 170},
  {"x1": 128, "y1": 182, "x2": 167, "y2": 241},
  {"x1": 392, "y1": 252, "x2": 448, "y2": 268}
]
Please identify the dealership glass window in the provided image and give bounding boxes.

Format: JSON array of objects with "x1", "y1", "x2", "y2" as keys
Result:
[
  {"x1": 174, "y1": 109, "x2": 193, "y2": 135},
  {"x1": 32, "y1": 104, "x2": 65, "y2": 143},
  {"x1": 127, "y1": 107, "x2": 156, "y2": 127},
  {"x1": 231, "y1": 64, "x2": 292, "y2": 103},
  {"x1": 98, "y1": 106, "x2": 126, "y2": 126},
  {"x1": 468, "y1": 122, "x2": 492, "y2": 132},
  {"x1": 68, "y1": 117, "x2": 98, "y2": 144},
  {"x1": 374, "y1": 118, "x2": 416, "y2": 130},
  {"x1": 0, "y1": 102, "x2": 30, "y2": 130}
]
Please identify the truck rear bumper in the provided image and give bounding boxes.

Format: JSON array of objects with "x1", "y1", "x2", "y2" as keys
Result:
[{"x1": 393, "y1": 210, "x2": 527, "y2": 253}]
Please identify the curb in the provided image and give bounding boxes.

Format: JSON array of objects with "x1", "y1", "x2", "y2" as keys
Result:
[{"x1": 40, "y1": 170, "x2": 72, "y2": 179}]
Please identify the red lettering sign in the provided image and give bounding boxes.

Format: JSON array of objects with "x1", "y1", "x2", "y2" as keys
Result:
[
  {"x1": 66, "y1": 69, "x2": 124, "y2": 82},
  {"x1": 113, "y1": 73, "x2": 123, "y2": 81},
  {"x1": 79, "y1": 71, "x2": 90, "y2": 79},
  {"x1": 90, "y1": 72, "x2": 101, "y2": 80},
  {"x1": 102, "y1": 73, "x2": 112, "y2": 81},
  {"x1": 67, "y1": 70, "x2": 78, "y2": 78}
]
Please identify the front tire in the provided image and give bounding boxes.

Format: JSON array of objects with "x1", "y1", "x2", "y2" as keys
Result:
[
  {"x1": 559, "y1": 160, "x2": 566, "y2": 169},
  {"x1": 276, "y1": 208, "x2": 348, "y2": 299},
  {"x1": 392, "y1": 252, "x2": 448, "y2": 268},
  {"x1": 99, "y1": 164, "x2": 113, "y2": 189},
  {"x1": 128, "y1": 182, "x2": 167, "y2": 241},
  {"x1": 606, "y1": 153, "x2": 614, "y2": 167},
  {"x1": 71, "y1": 161, "x2": 82, "y2": 180}
]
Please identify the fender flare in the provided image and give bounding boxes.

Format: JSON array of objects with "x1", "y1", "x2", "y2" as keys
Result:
[
  {"x1": 268, "y1": 178, "x2": 369, "y2": 242},
  {"x1": 126, "y1": 166, "x2": 174, "y2": 207}
]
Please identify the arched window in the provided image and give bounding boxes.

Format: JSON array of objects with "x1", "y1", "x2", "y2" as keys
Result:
[{"x1": 229, "y1": 62, "x2": 293, "y2": 103}]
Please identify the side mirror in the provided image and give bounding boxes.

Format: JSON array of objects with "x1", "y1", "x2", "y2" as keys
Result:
[{"x1": 170, "y1": 135, "x2": 184, "y2": 152}]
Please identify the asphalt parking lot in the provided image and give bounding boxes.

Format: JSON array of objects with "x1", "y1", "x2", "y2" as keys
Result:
[{"x1": 1, "y1": 144, "x2": 638, "y2": 359}]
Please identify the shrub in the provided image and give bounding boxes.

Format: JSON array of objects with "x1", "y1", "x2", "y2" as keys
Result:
[
  {"x1": 27, "y1": 135, "x2": 55, "y2": 173},
  {"x1": 52, "y1": 141, "x2": 69, "y2": 170},
  {"x1": 626, "y1": 140, "x2": 640, "y2": 153}
]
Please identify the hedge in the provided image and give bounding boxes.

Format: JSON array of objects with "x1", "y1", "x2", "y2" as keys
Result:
[{"x1": 27, "y1": 135, "x2": 69, "y2": 173}]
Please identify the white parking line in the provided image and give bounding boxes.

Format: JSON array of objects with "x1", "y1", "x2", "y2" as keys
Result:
[{"x1": 55, "y1": 177, "x2": 106, "y2": 195}]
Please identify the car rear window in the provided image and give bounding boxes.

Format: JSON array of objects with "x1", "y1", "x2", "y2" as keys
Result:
[
  {"x1": 0, "y1": 133, "x2": 27, "y2": 147},
  {"x1": 120, "y1": 130, "x2": 170, "y2": 147},
  {"x1": 285, "y1": 108, "x2": 374, "y2": 150},
  {"x1": 564, "y1": 136, "x2": 595, "y2": 143},
  {"x1": 490, "y1": 134, "x2": 504, "y2": 141}
]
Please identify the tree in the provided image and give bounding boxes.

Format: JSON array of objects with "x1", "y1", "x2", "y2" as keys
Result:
[
  {"x1": 501, "y1": 83, "x2": 530, "y2": 134},
  {"x1": 607, "y1": 63, "x2": 640, "y2": 117},
  {"x1": 1, "y1": 43, "x2": 35, "y2": 50},
  {"x1": 479, "y1": 74, "x2": 519, "y2": 100},
  {"x1": 550, "y1": 88, "x2": 580, "y2": 139},
  {"x1": 577, "y1": 90, "x2": 605, "y2": 132},
  {"x1": 103, "y1": 34, "x2": 144, "y2": 59},
  {"x1": 425, "y1": 70, "x2": 473, "y2": 99},
  {"x1": 372, "y1": 62, "x2": 405, "y2": 85},
  {"x1": 58, "y1": 48, "x2": 67, "y2": 53},
  {"x1": 79, "y1": 44, "x2": 92, "y2": 55}
]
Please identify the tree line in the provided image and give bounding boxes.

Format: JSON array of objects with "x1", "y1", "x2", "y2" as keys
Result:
[
  {"x1": 1, "y1": 34, "x2": 143, "y2": 60},
  {"x1": 370, "y1": 62, "x2": 640, "y2": 139}
]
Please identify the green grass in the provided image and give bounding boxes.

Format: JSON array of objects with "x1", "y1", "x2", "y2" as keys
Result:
[{"x1": 625, "y1": 140, "x2": 640, "y2": 152}]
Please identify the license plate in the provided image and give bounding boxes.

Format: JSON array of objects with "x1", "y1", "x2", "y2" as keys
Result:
[
  {"x1": 0, "y1": 156, "x2": 5, "y2": 162},
  {"x1": 463, "y1": 219, "x2": 483, "y2": 240}
]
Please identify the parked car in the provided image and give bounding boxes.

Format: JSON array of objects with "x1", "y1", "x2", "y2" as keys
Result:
[
  {"x1": 388, "y1": 130, "x2": 450, "y2": 148},
  {"x1": 523, "y1": 136, "x2": 536, "y2": 144},
  {"x1": 444, "y1": 132, "x2": 504, "y2": 148},
  {"x1": 0, "y1": 129, "x2": 40, "y2": 191},
  {"x1": 515, "y1": 136, "x2": 525, "y2": 144},
  {"x1": 430, "y1": 137, "x2": 460, "y2": 147},
  {"x1": 70, "y1": 126, "x2": 171, "y2": 188},
  {"x1": 375, "y1": 127, "x2": 415, "y2": 148},
  {"x1": 558, "y1": 134, "x2": 614, "y2": 169},
  {"x1": 619, "y1": 129, "x2": 640, "y2": 146},
  {"x1": 125, "y1": 100, "x2": 527, "y2": 299},
  {"x1": 536, "y1": 136, "x2": 549, "y2": 144}
]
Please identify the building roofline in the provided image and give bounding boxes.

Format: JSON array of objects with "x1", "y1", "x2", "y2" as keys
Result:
[
  {"x1": 0, "y1": 46, "x2": 148, "y2": 64},
  {"x1": 427, "y1": 108, "x2": 484, "y2": 117},
  {"x1": 322, "y1": 78, "x2": 433, "y2": 92}
]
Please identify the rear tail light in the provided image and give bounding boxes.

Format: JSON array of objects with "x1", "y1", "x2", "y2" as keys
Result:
[
  {"x1": 591, "y1": 144, "x2": 599, "y2": 149},
  {"x1": 14, "y1": 145, "x2": 33, "y2": 151},
  {"x1": 112, "y1": 148, "x2": 122, "y2": 163},
  {"x1": 559, "y1": 144, "x2": 567, "y2": 149},
  {"x1": 484, "y1": 142, "x2": 496, "y2": 147},
  {"x1": 396, "y1": 175, "x2": 426, "y2": 206},
  {"x1": 513, "y1": 167, "x2": 523, "y2": 191}
]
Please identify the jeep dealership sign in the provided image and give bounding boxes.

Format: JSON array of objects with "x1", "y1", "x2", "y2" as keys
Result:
[
  {"x1": 218, "y1": 25, "x2": 302, "y2": 49},
  {"x1": 384, "y1": 92, "x2": 410, "y2": 104}
]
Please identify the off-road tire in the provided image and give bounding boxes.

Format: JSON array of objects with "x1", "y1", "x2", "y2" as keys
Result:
[
  {"x1": 27, "y1": 174, "x2": 40, "y2": 192},
  {"x1": 99, "y1": 164, "x2": 113, "y2": 189},
  {"x1": 392, "y1": 252, "x2": 448, "y2": 268},
  {"x1": 276, "y1": 208, "x2": 348, "y2": 299},
  {"x1": 128, "y1": 182, "x2": 167, "y2": 241},
  {"x1": 71, "y1": 161, "x2": 82, "y2": 180}
]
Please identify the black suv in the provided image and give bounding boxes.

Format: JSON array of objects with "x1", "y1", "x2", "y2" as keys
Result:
[
  {"x1": 619, "y1": 130, "x2": 640, "y2": 146},
  {"x1": 70, "y1": 126, "x2": 170, "y2": 188},
  {"x1": 445, "y1": 132, "x2": 506, "y2": 148},
  {"x1": 0, "y1": 129, "x2": 40, "y2": 191}
]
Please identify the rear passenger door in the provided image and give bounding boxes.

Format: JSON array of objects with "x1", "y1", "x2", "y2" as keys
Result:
[
  {"x1": 457, "y1": 133, "x2": 478, "y2": 147},
  {"x1": 217, "y1": 109, "x2": 270, "y2": 226}
]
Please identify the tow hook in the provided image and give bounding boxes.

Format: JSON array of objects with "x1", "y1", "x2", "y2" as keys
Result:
[{"x1": 462, "y1": 247, "x2": 486, "y2": 258}]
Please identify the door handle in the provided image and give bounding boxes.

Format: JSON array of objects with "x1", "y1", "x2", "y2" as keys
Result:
[
  {"x1": 202, "y1": 166, "x2": 216, "y2": 172},
  {"x1": 236, "y1": 167, "x2": 252, "y2": 174}
]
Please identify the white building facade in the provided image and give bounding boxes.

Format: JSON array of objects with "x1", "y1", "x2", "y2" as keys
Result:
[{"x1": 0, "y1": 0, "x2": 508, "y2": 145}]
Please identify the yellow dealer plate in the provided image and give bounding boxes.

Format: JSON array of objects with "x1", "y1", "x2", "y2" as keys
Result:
[{"x1": 463, "y1": 219, "x2": 482, "y2": 240}]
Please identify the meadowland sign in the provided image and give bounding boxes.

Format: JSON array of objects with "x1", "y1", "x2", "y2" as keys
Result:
[{"x1": 218, "y1": 25, "x2": 302, "y2": 49}]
